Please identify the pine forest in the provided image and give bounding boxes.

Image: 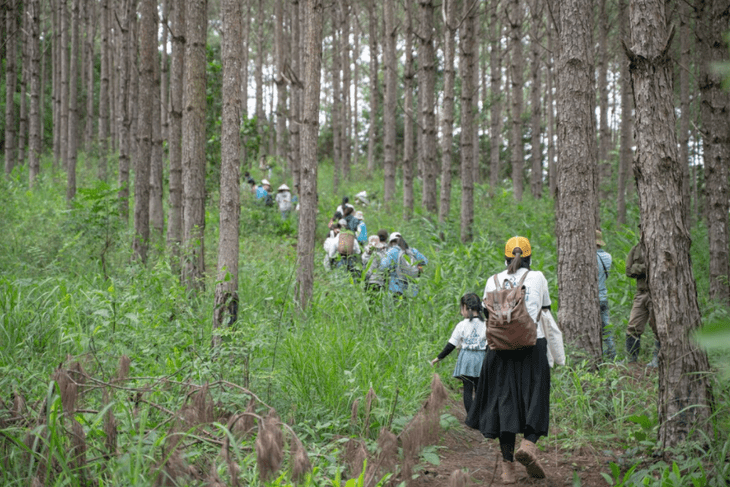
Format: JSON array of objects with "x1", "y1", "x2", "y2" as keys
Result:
[{"x1": 1, "y1": 0, "x2": 730, "y2": 485}]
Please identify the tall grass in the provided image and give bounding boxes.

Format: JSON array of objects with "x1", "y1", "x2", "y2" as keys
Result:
[{"x1": 1, "y1": 156, "x2": 729, "y2": 485}]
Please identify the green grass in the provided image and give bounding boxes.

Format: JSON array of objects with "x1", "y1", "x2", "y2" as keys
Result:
[{"x1": 1, "y1": 155, "x2": 729, "y2": 486}]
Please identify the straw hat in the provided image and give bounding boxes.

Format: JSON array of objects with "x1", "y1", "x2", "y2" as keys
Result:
[
  {"x1": 596, "y1": 229, "x2": 606, "y2": 246},
  {"x1": 278, "y1": 184, "x2": 290, "y2": 192}
]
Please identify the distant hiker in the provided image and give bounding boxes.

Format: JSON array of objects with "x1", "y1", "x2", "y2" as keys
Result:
[
  {"x1": 327, "y1": 211, "x2": 343, "y2": 237},
  {"x1": 380, "y1": 233, "x2": 427, "y2": 297},
  {"x1": 342, "y1": 206, "x2": 360, "y2": 233},
  {"x1": 596, "y1": 230, "x2": 616, "y2": 361},
  {"x1": 323, "y1": 223, "x2": 342, "y2": 270},
  {"x1": 256, "y1": 179, "x2": 273, "y2": 206},
  {"x1": 466, "y1": 236, "x2": 552, "y2": 484},
  {"x1": 354, "y1": 211, "x2": 367, "y2": 244},
  {"x1": 430, "y1": 293, "x2": 487, "y2": 414},
  {"x1": 354, "y1": 191, "x2": 369, "y2": 207},
  {"x1": 276, "y1": 184, "x2": 292, "y2": 219},
  {"x1": 336, "y1": 196, "x2": 355, "y2": 216},
  {"x1": 625, "y1": 238, "x2": 659, "y2": 367},
  {"x1": 362, "y1": 232, "x2": 389, "y2": 291},
  {"x1": 244, "y1": 171, "x2": 256, "y2": 192},
  {"x1": 323, "y1": 220, "x2": 361, "y2": 275}
]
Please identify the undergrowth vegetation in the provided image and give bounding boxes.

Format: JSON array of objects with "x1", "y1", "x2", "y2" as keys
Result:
[{"x1": 1, "y1": 158, "x2": 729, "y2": 486}]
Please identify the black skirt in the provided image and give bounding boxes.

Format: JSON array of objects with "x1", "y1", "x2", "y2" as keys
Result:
[{"x1": 464, "y1": 338, "x2": 550, "y2": 439}]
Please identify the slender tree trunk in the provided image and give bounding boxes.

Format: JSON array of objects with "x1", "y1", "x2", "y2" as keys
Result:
[
  {"x1": 366, "y1": 0, "x2": 378, "y2": 173},
  {"x1": 5, "y1": 0, "x2": 17, "y2": 174},
  {"x1": 213, "y1": 0, "x2": 243, "y2": 347},
  {"x1": 181, "y1": 0, "x2": 207, "y2": 289},
  {"x1": 678, "y1": 0, "x2": 691, "y2": 228},
  {"x1": 698, "y1": 0, "x2": 730, "y2": 305},
  {"x1": 84, "y1": 0, "x2": 96, "y2": 152},
  {"x1": 403, "y1": 0, "x2": 415, "y2": 220},
  {"x1": 296, "y1": 0, "x2": 324, "y2": 308},
  {"x1": 128, "y1": 9, "x2": 139, "y2": 167},
  {"x1": 289, "y1": 0, "x2": 301, "y2": 189},
  {"x1": 341, "y1": 0, "x2": 351, "y2": 179},
  {"x1": 546, "y1": 15, "x2": 556, "y2": 197},
  {"x1": 53, "y1": 0, "x2": 61, "y2": 166},
  {"x1": 255, "y1": 0, "x2": 265, "y2": 164},
  {"x1": 351, "y1": 5, "x2": 359, "y2": 164},
  {"x1": 529, "y1": 0, "x2": 542, "y2": 199},
  {"x1": 29, "y1": 0, "x2": 42, "y2": 185},
  {"x1": 472, "y1": 11, "x2": 481, "y2": 185},
  {"x1": 18, "y1": 7, "x2": 28, "y2": 166},
  {"x1": 418, "y1": 0, "x2": 437, "y2": 213},
  {"x1": 616, "y1": 0, "x2": 631, "y2": 224},
  {"x1": 40, "y1": 35, "x2": 47, "y2": 149},
  {"x1": 134, "y1": 0, "x2": 155, "y2": 262},
  {"x1": 460, "y1": 0, "x2": 476, "y2": 243},
  {"x1": 382, "y1": 0, "x2": 396, "y2": 204},
  {"x1": 489, "y1": 0, "x2": 502, "y2": 194},
  {"x1": 98, "y1": 0, "x2": 110, "y2": 180},
  {"x1": 597, "y1": 0, "x2": 610, "y2": 199},
  {"x1": 66, "y1": 0, "x2": 80, "y2": 203},
  {"x1": 275, "y1": 0, "x2": 287, "y2": 164},
  {"x1": 118, "y1": 0, "x2": 132, "y2": 222},
  {"x1": 438, "y1": 0, "x2": 457, "y2": 223},
  {"x1": 60, "y1": 0, "x2": 70, "y2": 171},
  {"x1": 332, "y1": 23, "x2": 342, "y2": 195},
  {"x1": 508, "y1": 0, "x2": 524, "y2": 201},
  {"x1": 150, "y1": 10, "x2": 165, "y2": 238},
  {"x1": 160, "y1": 0, "x2": 169, "y2": 141},
  {"x1": 167, "y1": 0, "x2": 185, "y2": 261},
  {"x1": 627, "y1": 0, "x2": 713, "y2": 448},
  {"x1": 556, "y1": 0, "x2": 601, "y2": 359}
]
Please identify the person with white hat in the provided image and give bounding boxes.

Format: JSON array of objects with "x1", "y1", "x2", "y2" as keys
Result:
[
  {"x1": 256, "y1": 179, "x2": 272, "y2": 205},
  {"x1": 276, "y1": 184, "x2": 292, "y2": 219},
  {"x1": 355, "y1": 191, "x2": 369, "y2": 207},
  {"x1": 380, "y1": 233, "x2": 428, "y2": 297}
]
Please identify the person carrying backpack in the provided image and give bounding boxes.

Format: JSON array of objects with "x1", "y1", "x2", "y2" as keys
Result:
[
  {"x1": 596, "y1": 229, "x2": 616, "y2": 361},
  {"x1": 380, "y1": 233, "x2": 427, "y2": 297},
  {"x1": 465, "y1": 236, "x2": 552, "y2": 484}
]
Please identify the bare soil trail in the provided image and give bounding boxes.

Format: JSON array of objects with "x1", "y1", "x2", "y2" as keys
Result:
[{"x1": 409, "y1": 394, "x2": 623, "y2": 487}]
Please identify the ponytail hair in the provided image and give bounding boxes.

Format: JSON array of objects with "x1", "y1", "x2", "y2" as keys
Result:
[
  {"x1": 461, "y1": 293, "x2": 485, "y2": 320},
  {"x1": 506, "y1": 248, "x2": 531, "y2": 274}
]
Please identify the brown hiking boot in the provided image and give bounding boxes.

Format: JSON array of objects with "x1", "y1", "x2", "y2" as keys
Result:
[
  {"x1": 515, "y1": 439, "x2": 546, "y2": 479},
  {"x1": 501, "y1": 459, "x2": 516, "y2": 484}
]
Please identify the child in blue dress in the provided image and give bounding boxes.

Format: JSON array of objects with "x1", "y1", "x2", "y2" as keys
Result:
[{"x1": 430, "y1": 293, "x2": 487, "y2": 413}]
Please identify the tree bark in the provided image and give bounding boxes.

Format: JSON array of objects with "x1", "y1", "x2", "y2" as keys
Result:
[
  {"x1": 460, "y1": 0, "x2": 476, "y2": 243},
  {"x1": 53, "y1": 0, "x2": 61, "y2": 166},
  {"x1": 134, "y1": 0, "x2": 155, "y2": 262},
  {"x1": 18, "y1": 5, "x2": 28, "y2": 166},
  {"x1": 438, "y1": 0, "x2": 457, "y2": 224},
  {"x1": 160, "y1": 0, "x2": 169, "y2": 141},
  {"x1": 627, "y1": 0, "x2": 713, "y2": 448},
  {"x1": 616, "y1": 0, "x2": 631, "y2": 225},
  {"x1": 596, "y1": 0, "x2": 610, "y2": 201},
  {"x1": 403, "y1": 0, "x2": 415, "y2": 220},
  {"x1": 508, "y1": 0, "x2": 524, "y2": 201},
  {"x1": 29, "y1": 0, "x2": 42, "y2": 185},
  {"x1": 150, "y1": 8, "x2": 165, "y2": 238},
  {"x1": 698, "y1": 0, "x2": 730, "y2": 305},
  {"x1": 340, "y1": 0, "x2": 351, "y2": 179},
  {"x1": 84, "y1": 0, "x2": 96, "y2": 152},
  {"x1": 529, "y1": 0, "x2": 542, "y2": 199},
  {"x1": 181, "y1": 0, "x2": 207, "y2": 290},
  {"x1": 366, "y1": 0, "x2": 379, "y2": 173},
  {"x1": 213, "y1": 0, "x2": 243, "y2": 348},
  {"x1": 66, "y1": 0, "x2": 80, "y2": 203},
  {"x1": 255, "y1": 0, "x2": 265, "y2": 164},
  {"x1": 418, "y1": 0, "x2": 437, "y2": 213},
  {"x1": 332, "y1": 22, "x2": 342, "y2": 195},
  {"x1": 275, "y1": 0, "x2": 287, "y2": 164},
  {"x1": 556, "y1": 0, "x2": 601, "y2": 359},
  {"x1": 289, "y1": 0, "x2": 302, "y2": 189},
  {"x1": 489, "y1": 0, "x2": 502, "y2": 194},
  {"x1": 296, "y1": 0, "x2": 324, "y2": 308},
  {"x1": 98, "y1": 0, "x2": 110, "y2": 180},
  {"x1": 5, "y1": 0, "x2": 17, "y2": 174},
  {"x1": 167, "y1": 0, "x2": 185, "y2": 261},
  {"x1": 382, "y1": 0, "x2": 396, "y2": 204},
  {"x1": 678, "y1": 1, "x2": 691, "y2": 228},
  {"x1": 546, "y1": 14, "x2": 556, "y2": 197},
  {"x1": 60, "y1": 0, "x2": 69, "y2": 172},
  {"x1": 118, "y1": 0, "x2": 132, "y2": 221}
]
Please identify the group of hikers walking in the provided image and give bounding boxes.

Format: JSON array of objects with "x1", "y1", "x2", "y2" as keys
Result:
[
  {"x1": 323, "y1": 196, "x2": 428, "y2": 297},
  {"x1": 429, "y1": 231, "x2": 657, "y2": 483}
]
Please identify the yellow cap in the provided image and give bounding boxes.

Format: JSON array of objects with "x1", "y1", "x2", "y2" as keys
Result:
[{"x1": 505, "y1": 236, "x2": 531, "y2": 258}]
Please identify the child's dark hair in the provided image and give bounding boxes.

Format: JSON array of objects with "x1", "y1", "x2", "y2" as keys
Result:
[{"x1": 461, "y1": 293, "x2": 484, "y2": 319}]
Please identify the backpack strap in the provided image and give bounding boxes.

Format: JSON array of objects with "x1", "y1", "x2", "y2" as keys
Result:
[
  {"x1": 516, "y1": 269, "x2": 530, "y2": 288},
  {"x1": 493, "y1": 274, "x2": 501, "y2": 290},
  {"x1": 599, "y1": 254, "x2": 609, "y2": 279}
]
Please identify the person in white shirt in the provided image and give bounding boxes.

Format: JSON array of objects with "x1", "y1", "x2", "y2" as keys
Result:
[
  {"x1": 465, "y1": 236, "x2": 552, "y2": 484},
  {"x1": 275, "y1": 184, "x2": 292, "y2": 219},
  {"x1": 430, "y1": 293, "x2": 487, "y2": 414}
]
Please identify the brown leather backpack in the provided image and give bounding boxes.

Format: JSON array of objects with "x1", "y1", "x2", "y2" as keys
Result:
[{"x1": 483, "y1": 271, "x2": 537, "y2": 350}]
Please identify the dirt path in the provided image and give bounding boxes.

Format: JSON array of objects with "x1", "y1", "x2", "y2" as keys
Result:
[{"x1": 409, "y1": 396, "x2": 614, "y2": 486}]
